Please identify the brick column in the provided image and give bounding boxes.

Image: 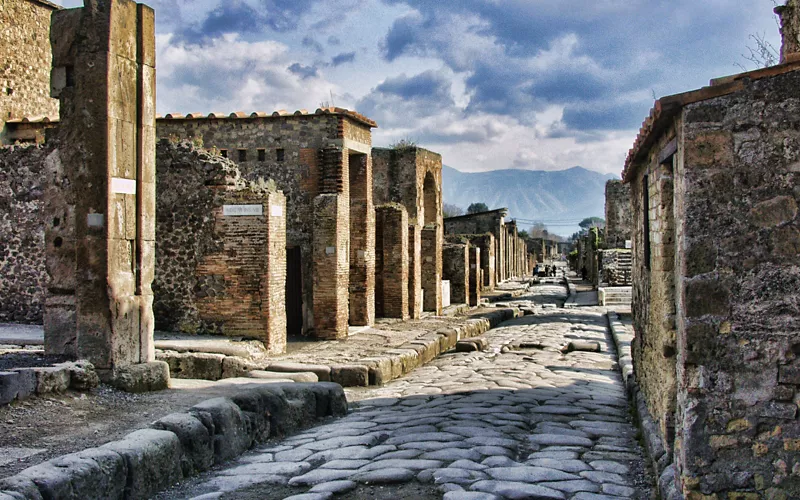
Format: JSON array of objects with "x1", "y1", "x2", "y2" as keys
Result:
[
  {"x1": 407, "y1": 224, "x2": 422, "y2": 319},
  {"x1": 469, "y1": 246, "x2": 481, "y2": 306},
  {"x1": 347, "y1": 152, "x2": 375, "y2": 327},
  {"x1": 375, "y1": 205, "x2": 408, "y2": 319},
  {"x1": 421, "y1": 225, "x2": 442, "y2": 314},
  {"x1": 442, "y1": 243, "x2": 468, "y2": 305},
  {"x1": 313, "y1": 193, "x2": 349, "y2": 339}
]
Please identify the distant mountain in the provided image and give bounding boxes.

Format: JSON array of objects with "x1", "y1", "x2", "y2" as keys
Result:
[{"x1": 442, "y1": 165, "x2": 618, "y2": 236}]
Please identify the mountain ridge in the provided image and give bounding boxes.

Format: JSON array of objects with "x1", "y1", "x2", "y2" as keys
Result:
[{"x1": 442, "y1": 165, "x2": 617, "y2": 236}]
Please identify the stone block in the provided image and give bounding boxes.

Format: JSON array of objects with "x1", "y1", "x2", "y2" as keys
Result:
[
  {"x1": 359, "y1": 358, "x2": 393, "y2": 386},
  {"x1": 266, "y1": 362, "x2": 331, "y2": 382},
  {"x1": 158, "y1": 351, "x2": 223, "y2": 380},
  {"x1": 221, "y1": 357, "x2": 261, "y2": 379},
  {"x1": 330, "y1": 365, "x2": 369, "y2": 387},
  {"x1": 104, "y1": 361, "x2": 169, "y2": 393},
  {"x1": 190, "y1": 398, "x2": 250, "y2": 463},
  {"x1": 0, "y1": 372, "x2": 20, "y2": 406},
  {"x1": 60, "y1": 361, "x2": 99, "y2": 390},
  {"x1": 779, "y1": 364, "x2": 800, "y2": 384},
  {"x1": 101, "y1": 429, "x2": 183, "y2": 499},
  {"x1": 248, "y1": 370, "x2": 318, "y2": 383},
  {"x1": 150, "y1": 412, "x2": 214, "y2": 476},
  {"x1": 15, "y1": 366, "x2": 69, "y2": 395},
  {"x1": 228, "y1": 390, "x2": 270, "y2": 444}
]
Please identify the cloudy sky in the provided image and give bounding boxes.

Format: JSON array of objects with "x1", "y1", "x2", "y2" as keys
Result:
[{"x1": 55, "y1": 0, "x2": 783, "y2": 176}]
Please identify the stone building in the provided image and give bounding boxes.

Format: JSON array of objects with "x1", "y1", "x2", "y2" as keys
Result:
[
  {"x1": 157, "y1": 109, "x2": 377, "y2": 339},
  {"x1": 623, "y1": 54, "x2": 800, "y2": 498},
  {"x1": 602, "y1": 180, "x2": 633, "y2": 286},
  {"x1": 0, "y1": 0, "x2": 60, "y2": 139},
  {"x1": 372, "y1": 147, "x2": 443, "y2": 317},
  {"x1": 444, "y1": 208, "x2": 529, "y2": 285},
  {"x1": 154, "y1": 140, "x2": 287, "y2": 352}
]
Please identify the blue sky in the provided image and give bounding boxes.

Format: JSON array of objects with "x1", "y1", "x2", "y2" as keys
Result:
[{"x1": 55, "y1": 0, "x2": 783, "y2": 175}]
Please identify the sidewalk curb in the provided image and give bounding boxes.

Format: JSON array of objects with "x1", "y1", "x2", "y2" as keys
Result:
[
  {"x1": 158, "y1": 308, "x2": 522, "y2": 388},
  {"x1": 606, "y1": 312, "x2": 683, "y2": 500},
  {"x1": 0, "y1": 382, "x2": 347, "y2": 500}
]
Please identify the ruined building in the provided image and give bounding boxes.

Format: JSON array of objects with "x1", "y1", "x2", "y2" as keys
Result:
[
  {"x1": 623, "y1": 33, "x2": 800, "y2": 499},
  {"x1": 372, "y1": 147, "x2": 443, "y2": 317},
  {"x1": 0, "y1": 0, "x2": 60, "y2": 139},
  {"x1": 157, "y1": 110, "x2": 376, "y2": 340},
  {"x1": 601, "y1": 180, "x2": 633, "y2": 288},
  {"x1": 42, "y1": 0, "x2": 167, "y2": 389},
  {"x1": 444, "y1": 208, "x2": 530, "y2": 287}
]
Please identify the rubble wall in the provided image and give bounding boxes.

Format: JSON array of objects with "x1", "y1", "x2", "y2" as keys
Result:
[
  {"x1": 0, "y1": 145, "x2": 50, "y2": 322},
  {"x1": 442, "y1": 240, "x2": 469, "y2": 305},
  {"x1": 0, "y1": 0, "x2": 59, "y2": 135},
  {"x1": 605, "y1": 180, "x2": 632, "y2": 249},
  {"x1": 672, "y1": 69, "x2": 800, "y2": 499},
  {"x1": 375, "y1": 204, "x2": 409, "y2": 319}
]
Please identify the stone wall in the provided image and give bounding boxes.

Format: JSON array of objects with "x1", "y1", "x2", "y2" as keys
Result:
[
  {"x1": 0, "y1": 144, "x2": 50, "y2": 322},
  {"x1": 442, "y1": 239, "x2": 469, "y2": 305},
  {"x1": 421, "y1": 226, "x2": 442, "y2": 314},
  {"x1": 467, "y1": 234, "x2": 495, "y2": 290},
  {"x1": 605, "y1": 180, "x2": 632, "y2": 249},
  {"x1": 630, "y1": 67, "x2": 800, "y2": 499},
  {"x1": 0, "y1": 0, "x2": 60, "y2": 137},
  {"x1": 154, "y1": 141, "x2": 287, "y2": 351},
  {"x1": 630, "y1": 122, "x2": 679, "y2": 463},
  {"x1": 444, "y1": 209, "x2": 507, "y2": 283},
  {"x1": 600, "y1": 249, "x2": 632, "y2": 286},
  {"x1": 468, "y1": 246, "x2": 481, "y2": 306}
]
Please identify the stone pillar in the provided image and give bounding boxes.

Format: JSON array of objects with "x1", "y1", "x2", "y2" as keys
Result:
[
  {"x1": 45, "y1": 0, "x2": 166, "y2": 389},
  {"x1": 495, "y1": 223, "x2": 505, "y2": 283},
  {"x1": 375, "y1": 205, "x2": 409, "y2": 320},
  {"x1": 442, "y1": 243, "x2": 468, "y2": 306},
  {"x1": 421, "y1": 225, "x2": 442, "y2": 314},
  {"x1": 313, "y1": 193, "x2": 349, "y2": 339},
  {"x1": 468, "y1": 246, "x2": 481, "y2": 307},
  {"x1": 408, "y1": 224, "x2": 422, "y2": 319},
  {"x1": 776, "y1": 0, "x2": 799, "y2": 63}
]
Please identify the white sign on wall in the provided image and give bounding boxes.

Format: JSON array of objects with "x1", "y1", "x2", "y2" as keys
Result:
[
  {"x1": 110, "y1": 177, "x2": 136, "y2": 195},
  {"x1": 270, "y1": 205, "x2": 283, "y2": 217},
  {"x1": 625, "y1": 240, "x2": 632, "y2": 249},
  {"x1": 223, "y1": 204, "x2": 263, "y2": 216}
]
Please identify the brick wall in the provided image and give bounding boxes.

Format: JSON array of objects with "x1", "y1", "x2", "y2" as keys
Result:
[
  {"x1": 0, "y1": 144, "x2": 50, "y2": 322},
  {"x1": 605, "y1": 180, "x2": 633, "y2": 249},
  {"x1": 408, "y1": 224, "x2": 422, "y2": 319},
  {"x1": 421, "y1": 226, "x2": 442, "y2": 314},
  {"x1": 442, "y1": 241, "x2": 469, "y2": 305},
  {"x1": 376, "y1": 204, "x2": 409, "y2": 319},
  {"x1": 312, "y1": 193, "x2": 350, "y2": 339},
  {"x1": 0, "y1": 0, "x2": 59, "y2": 136}
]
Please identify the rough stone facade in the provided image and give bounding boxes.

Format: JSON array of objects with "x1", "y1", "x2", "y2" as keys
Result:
[
  {"x1": 624, "y1": 62, "x2": 800, "y2": 499},
  {"x1": 600, "y1": 249, "x2": 633, "y2": 286},
  {"x1": 157, "y1": 109, "x2": 376, "y2": 339},
  {"x1": 375, "y1": 204, "x2": 409, "y2": 320},
  {"x1": 43, "y1": 0, "x2": 157, "y2": 374},
  {"x1": 467, "y1": 234, "x2": 495, "y2": 290},
  {"x1": 468, "y1": 246, "x2": 481, "y2": 306},
  {"x1": 0, "y1": 144, "x2": 50, "y2": 322},
  {"x1": 442, "y1": 238, "x2": 469, "y2": 306},
  {"x1": 605, "y1": 180, "x2": 633, "y2": 250},
  {"x1": 154, "y1": 140, "x2": 287, "y2": 352},
  {"x1": 372, "y1": 147, "x2": 444, "y2": 316},
  {"x1": 0, "y1": 0, "x2": 60, "y2": 139}
]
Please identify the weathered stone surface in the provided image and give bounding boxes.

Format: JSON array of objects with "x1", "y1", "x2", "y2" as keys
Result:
[
  {"x1": 105, "y1": 361, "x2": 169, "y2": 393},
  {"x1": 191, "y1": 398, "x2": 251, "y2": 463},
  {"x1": 151, "y1": 412, "x2": 214, "y2": 475},
  {"x1": 249, "y1": 370, "x2": 318, "y2": 383},
  {"x1": 101, "y1": 429, "x2": 183, "y2": 499},
  {"x1": 267, "y1": 363, "x2": 332, "y2": 382},
  {"x1": 330, "y1": 365, "x2": 369, "y2": 387}
]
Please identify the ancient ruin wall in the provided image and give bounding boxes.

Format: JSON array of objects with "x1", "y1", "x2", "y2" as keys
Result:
[
  {"x1": 0, "y1": 0, "x2": 59, "y2": 134},
  {"x1": 604, "y1": 180, "x2": 633, "y2": 249},
  {"x1": 442, "y1": 241, "x2": 469, "y2": 305},
  {"x1": 154, "y1": 141, "x2": 287, "y2": 350},
  {"x1": 375, "y1": 204, "x2": 409, "y2": 319},
  {"x1": 672, "y1": 69, "x2": 800, "y2": 499},
  {"x1": 630, "y1": 121, "x2": 680, "y2": 462},
  {"x1": 776, "y1": 0, "x2": 800, "y2": 62},
  {"x1": 0, "y1": 145, "x2": 50, "y2": 322}
]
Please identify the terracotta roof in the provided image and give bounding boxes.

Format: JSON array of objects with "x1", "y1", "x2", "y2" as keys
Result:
[
  {"x1": 622, "y1": 58, "x2": 800, "y2": 182},
  {"x1": 157, "y1": 107, "x2": 377, "y2": 128}
]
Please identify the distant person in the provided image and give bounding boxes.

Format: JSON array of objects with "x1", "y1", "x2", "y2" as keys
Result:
[
  {"x1": 533, "y1": 264, "x2": 540, "y2": 277},
  {"x1": 581, "y1": 265, "x2": 588, "y2": 281}
]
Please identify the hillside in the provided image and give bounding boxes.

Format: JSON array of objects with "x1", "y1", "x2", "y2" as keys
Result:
[{"x1": 442, "y1": 165, "x2": 617, "y2": 236}]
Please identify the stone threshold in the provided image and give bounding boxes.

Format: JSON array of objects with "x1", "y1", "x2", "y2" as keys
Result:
[{"x1": 607, "y1": 311, "x2": 683, "y2": 500}]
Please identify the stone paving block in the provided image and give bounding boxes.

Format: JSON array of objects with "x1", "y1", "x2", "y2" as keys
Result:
[
  {"x1": 151, "y1": 412, "x2": 214, "y2": 475},
  {"x1": 266, "y1": 363, "x2": 332, "y2": 382},
  {"x1": 101, "y1": 429, "x2": 183, "y2": 499},
  {"x1": 0, "y1": 372, "x2": 20, "y2": 405},
  {"x1": 190, "y1": 398, "x2": 250, "y2": 463},
  {"x1": 330, "y1": 365, "x2": 369, "y2": 387}
]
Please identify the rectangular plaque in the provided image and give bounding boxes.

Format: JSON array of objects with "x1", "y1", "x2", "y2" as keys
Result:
[
  {"x1": 110, "y1": 177, "x2": 136, "y2": 194},
  {"x1": 270, "y1": 205, "x2": 283, "y2": 217},
  {"x1": 625, "y1": 240, "x2": 632, "y2": 249},
  {"x1": 223, "y1": 204, "x2": 263, "y2": 216},
  {"x1": 325, "y1": 247, "x2": 336, "y2": 255}
]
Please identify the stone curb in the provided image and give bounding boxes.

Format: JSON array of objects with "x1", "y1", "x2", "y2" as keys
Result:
[
  {"x1": 606, "y1": 312, "x2": 683, "y2": 500},
  {"x1": 158, "y1": 308, "x2": 522, "y2": 388},
  {"x1": 0, "y1": 361, "x2": 99, "y2": 408},
  {"x1": 0, "y1": 381, "x2": 347, "y2": 500}
]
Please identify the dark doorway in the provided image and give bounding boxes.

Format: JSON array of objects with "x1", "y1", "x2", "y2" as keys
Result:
[{"x1": 286, "y1": 246, "x2": 303, "y2": 336}]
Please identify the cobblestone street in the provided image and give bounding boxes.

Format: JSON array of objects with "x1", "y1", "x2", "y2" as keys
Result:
[{"x1": 157, "y1": 284, "x2": 652, "y2": 500}]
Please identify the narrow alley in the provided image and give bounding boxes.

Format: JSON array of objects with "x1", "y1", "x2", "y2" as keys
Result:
[{"x1": 157, "y1": 281, "x2": 652, "y2": 500}]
